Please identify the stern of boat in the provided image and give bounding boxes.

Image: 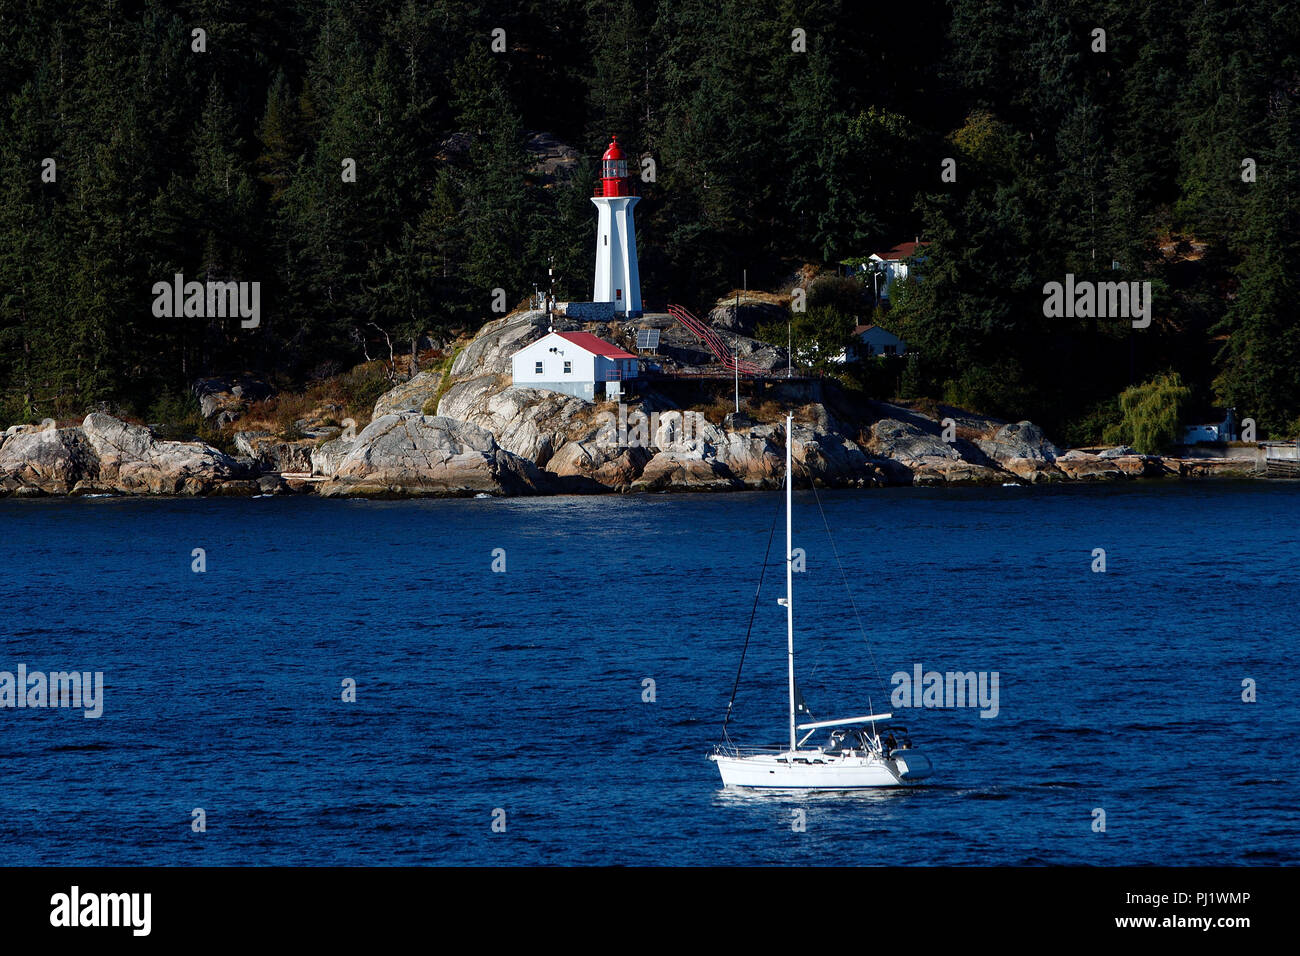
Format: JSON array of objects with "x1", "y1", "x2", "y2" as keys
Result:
[{"x1": 891, "y1": 750, "x2": 933, "y2": 781}]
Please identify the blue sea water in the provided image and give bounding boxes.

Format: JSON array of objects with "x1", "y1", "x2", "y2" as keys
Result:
[{"x1": 0, "y1": 482, "x2": 1296, "y2": 866}]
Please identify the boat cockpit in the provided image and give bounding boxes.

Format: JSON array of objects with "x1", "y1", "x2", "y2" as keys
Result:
[{"x1": 824, "y1": 725, "x2": 914, "y2": 757}]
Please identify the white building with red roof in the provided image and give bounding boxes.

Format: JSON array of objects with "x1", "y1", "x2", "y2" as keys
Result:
[
  {"x1": 510, "y1": 330, "x2": 639, "y2": 401},
  {"x1": 868, "y1": 239, "x2": 930, "y2": 299}
]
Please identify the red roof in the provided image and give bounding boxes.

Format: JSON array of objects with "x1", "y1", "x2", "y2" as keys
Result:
[
  {"x1": 874, "y1": 240, "x2": 930, "y2": 261},
  {"x1": 554, "y1": 331, "x2": 637, "y2": 360}
]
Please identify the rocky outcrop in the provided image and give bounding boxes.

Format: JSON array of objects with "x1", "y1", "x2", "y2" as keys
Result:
[
  {"x1": 234, "y1": 431, "x2": 314, "y2": 474},
  {"x1": 545, "y1": 435, "x2": 653, "y2": 491},
  {"x1": 867, "y1": 417, "x2": 1003, "y2": 484},
  {"x1": 708, "y1": 297, "x2": 788, "y2": 337},
  {"x1": 81, "y1": 413, "x2": 239, "y2": 494},
  {"x1": 632, "y1": 450, "x2": 741, "y2": 491},
  {"x1": 0, "y1": 414, "x2": 238, "y2": 496},
  {"x1": 0, "y1": 425, "x2": 95, "y2": 494},
  {"x1": 437, "y1": 378, "x2": 592, "y2": 467},
  {"x1": 450, "y1": 311, "x2": 547, "y2": 379},
  {"x1": 720, "y1": 330, "x2": 790, "y2": 373},
  {"x1": 373, "y1": 370, "x2": 444, "y2": 418},
  {"x1": 869, "y1": 417, "x2": 961, "y2": 462},
  {"x1": 974, "y1": 421, "x2": 1062, "y2": 482},
  {"x1": 976, "y1": 421, "x2": 1060, "y2": 462},
  {"x1": 317, "y1": 413, "x2": 545, "y2": 497},
  {"x1": 1054, "y1": 450, "x2": 1151, "y2": 480},
  {"x1": 712, "y1": 422, "x2": 785, "y2": 486},
  {"x1": 310, "y1": 435, "x2": 357, "y2": 478},
  {"x1": 192, "y1": 375, "x2": 271, "y2": 425}
]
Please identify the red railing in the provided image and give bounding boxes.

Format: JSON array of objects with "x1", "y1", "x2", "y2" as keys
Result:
[
  {"x1": 592, "y1": 181, "x2": 640, "y2": 198},
  {"x1": 666, "y1": 304, "x2": 764, "y2": 375}
]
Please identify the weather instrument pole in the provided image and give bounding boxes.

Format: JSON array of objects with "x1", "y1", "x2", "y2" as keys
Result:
[{"x1": 785, "y1": 413, "x2": 796, "y2": 753}]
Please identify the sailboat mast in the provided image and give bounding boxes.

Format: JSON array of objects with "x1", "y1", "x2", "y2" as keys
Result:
[{"x1": 786, "y1": 413, "x2": 796, "y2": 754}]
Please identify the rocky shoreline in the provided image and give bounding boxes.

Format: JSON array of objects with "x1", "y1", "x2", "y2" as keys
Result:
[{"x1": 0, "y1": 310, "x2": 1262, "y2": 499}]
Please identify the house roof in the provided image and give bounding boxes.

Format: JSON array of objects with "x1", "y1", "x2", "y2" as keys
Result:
[
  {"x1": 872, "y1": 240, "x2": 930, "y2": 261},
  {"x1": 552, "y1": 331, "x2": 637, "y2": 360},
  {"x1": 853, "y1": 324, "x2": 902, "y2": 339}
]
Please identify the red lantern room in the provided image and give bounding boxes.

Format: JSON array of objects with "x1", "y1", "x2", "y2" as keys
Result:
[{"x1": 599, "y1": 136, "x2": 631, "y2": 197}]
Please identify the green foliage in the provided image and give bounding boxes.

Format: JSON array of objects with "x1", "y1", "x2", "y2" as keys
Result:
[
  {"x1": 1107, "y1": 373, "x2": 1192, "y2": 454},
  {"x1": 1211, "y1": 97, "x2": 1300, "y2": 439},
  {"x1": 807, "y1": 276, "x2": 868, "y2": 315},
  {"x1": 838, "y1": 355, "x2": 904, "y2": 400},
  {"x1": 942, "y1": 361, "x2": 1038, "y2": 422},
  {"x1": 1059, "y1": 396, "x2": 1122, "y2": 449},
  {"x1": 144, "y1": 389, "x2": 232, "y2": 452},
  {"x1": 757, "y1": 305, "x2": 854, "y2": 371},
  {"x1": 337, "y1": 362, "x2": 394, "y2": 422}
]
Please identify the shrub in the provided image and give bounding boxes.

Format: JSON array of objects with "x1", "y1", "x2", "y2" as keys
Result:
[
  {"x1": 807, "y1": 275, "x2": 868, "y2": 314},
  {"x1": 1061, "y1": 397, "x2": 1121, "y2": 449},
  {"x1": 144, "y1": 390, "x2": 235, "y2": 453},
  {"x1": 337, "y1": 361, "x2": 393, "y2": 422},
  {"x1": 1108, "y1": 372, "x2": 1191, "y2": 453}
]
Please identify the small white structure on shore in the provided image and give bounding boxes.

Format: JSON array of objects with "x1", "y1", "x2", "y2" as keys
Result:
[
  {"x1": 1183, "y1": 409, "x2": 1238, "y2": 445},
  {"x1": 510, "y1": 331, "x2": 639, "y2": 401}
]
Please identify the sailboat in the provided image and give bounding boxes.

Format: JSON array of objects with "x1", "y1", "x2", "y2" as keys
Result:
[{"x1": 709, "y1": 414, "x2": 934, "y2": 789}]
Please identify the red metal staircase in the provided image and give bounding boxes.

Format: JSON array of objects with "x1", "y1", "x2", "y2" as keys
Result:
[{"x1": 666, "y1": 303, "x2": 764, "y2": 375}]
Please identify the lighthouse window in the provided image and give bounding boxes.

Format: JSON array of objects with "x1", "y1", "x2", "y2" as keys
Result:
[
  {"x1": 534, "y1": 361, "x2": 543, "y2": 375},
  {"x1": 604, "y1": 236, "x2": 608, "y2": 246},
  {"x1": 616, "y1": 288, "x2": 622, "y2": 300},
  {"x1": 563, "y1": 361, "x2": 572, "y2": 374}
]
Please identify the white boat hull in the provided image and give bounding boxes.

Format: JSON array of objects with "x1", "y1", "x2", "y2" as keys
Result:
[{"x1": 712, "y1": 750, "x2": 932, "y2": 789}]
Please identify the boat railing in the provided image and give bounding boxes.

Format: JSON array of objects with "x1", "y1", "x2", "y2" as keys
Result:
[{"x1": 714, "y1": 744, "x2": 798, "y2": 758}]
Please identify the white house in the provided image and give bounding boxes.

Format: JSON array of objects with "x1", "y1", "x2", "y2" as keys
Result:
[
  {"x1": 510, "y1": 331, "x2": 639, "y2": 401},
  {"x1": 840, "y1": 324, "x2": 907, "y2": 362},
  {"x1": 868, "y1": 240, "x2": 930, "y2": 299},
  {"x1": 1182, "y1": 409, "x2": 1238, "y2": 445}
]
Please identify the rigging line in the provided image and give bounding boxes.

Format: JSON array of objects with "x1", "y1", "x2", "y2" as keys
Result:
[
  {"x1": 796, "y1": 457, "x2": 891, "y2": 702},
  {"x1": 721, "y1": 491, "x2": 782, "y2": 742}
]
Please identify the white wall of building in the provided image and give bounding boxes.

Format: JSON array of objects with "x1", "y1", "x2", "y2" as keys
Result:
[
  {"x1": 853, "y1": 325, "x2": 907, "y2": 358},
  {"x1": 512, "y1": 334, "x2": 597, "y2": 385},
  {"x1": 592, "y1": 196, "x2": 642, "y2": 316},
  {"x1": 868, "y1": 255, "x2": 913, "y2": 298},
  {"x1": 510, "y1": 332, "x2": 639, "y2": 400}
]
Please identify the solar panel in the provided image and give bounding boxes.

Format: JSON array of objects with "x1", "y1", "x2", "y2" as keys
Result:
[{"x1": 635, "y1": 329, "x2": 661, "y2": 351}]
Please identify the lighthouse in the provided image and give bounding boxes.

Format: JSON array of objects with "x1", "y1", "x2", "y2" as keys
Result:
[{"x1": 591, "y1": 136, "x2": 642, "y2": 318}]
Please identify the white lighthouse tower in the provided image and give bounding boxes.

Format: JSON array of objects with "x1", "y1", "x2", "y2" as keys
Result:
[{"x1": 591, "y1": 136, "x2": 642, "y2": 318}]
